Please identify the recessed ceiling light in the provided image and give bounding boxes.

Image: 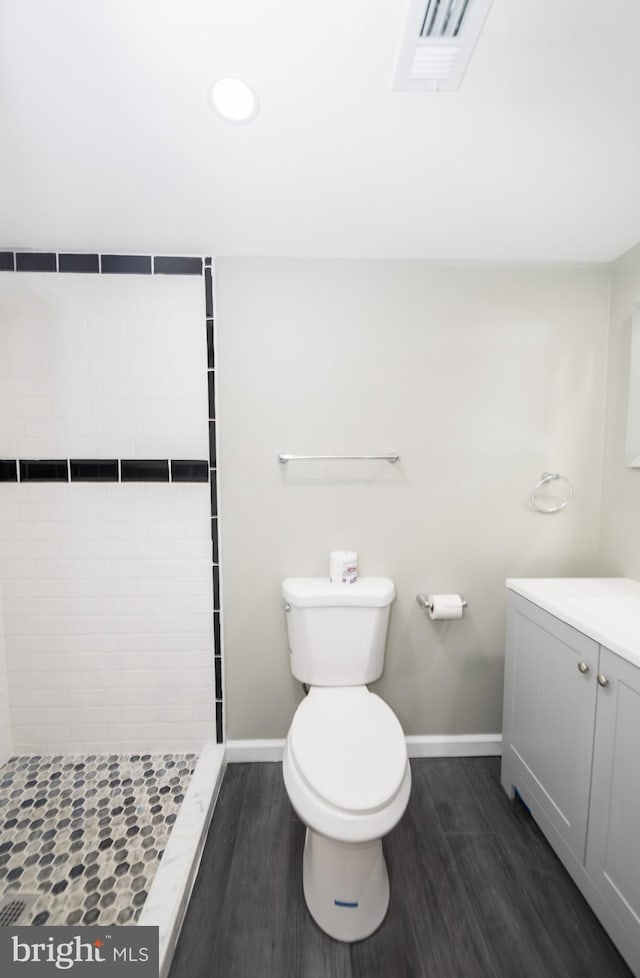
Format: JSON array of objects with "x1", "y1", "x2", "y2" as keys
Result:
[{"x1": 209, "y1": 77, "x2": 259, "y2": 123}]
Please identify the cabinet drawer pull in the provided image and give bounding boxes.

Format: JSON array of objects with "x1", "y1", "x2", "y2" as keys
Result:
[
  {"x1": 578, "y1": 661, "x2": 590, "y2": 674},
  {"x1": 597, "y1": 674, "x2": 610, "y2": 688}
]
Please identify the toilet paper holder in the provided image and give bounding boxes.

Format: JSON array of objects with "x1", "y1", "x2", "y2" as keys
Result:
[{"x1": 416, "y1": 593, "x2": 467, "y2": 612}]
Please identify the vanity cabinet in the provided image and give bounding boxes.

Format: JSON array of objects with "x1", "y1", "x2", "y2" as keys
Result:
[
  {"x1": 585, "y1": 647, "x2": 640, "y2": 955},
  {"x1": 501, "y1": 587, "x2": 640, "y2": 977}
]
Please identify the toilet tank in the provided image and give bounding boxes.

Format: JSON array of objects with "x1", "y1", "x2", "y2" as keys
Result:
[{"x1": 282, "y1": 577, "x2": 395, "y2": 686}]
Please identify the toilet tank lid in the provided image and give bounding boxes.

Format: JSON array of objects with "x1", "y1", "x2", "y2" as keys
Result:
[{"x1": 282, "y1": 577, "x2": 395, "y2": 608}]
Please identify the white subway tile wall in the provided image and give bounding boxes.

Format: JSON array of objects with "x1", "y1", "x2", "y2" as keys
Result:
[
  {"x1": 0, "y1": 267, "x2": 217, "y2": 753},
  {"x1": 0, "y1": 273, "x2": 208, "y2": 460},
  {"x1": 0, "y1": 483, "x2": 214, "y2": 753}
]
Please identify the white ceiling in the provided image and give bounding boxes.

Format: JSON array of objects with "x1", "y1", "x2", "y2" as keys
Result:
[{"x1": 2, "y1": 0, "x2": 640, "y2": 262}]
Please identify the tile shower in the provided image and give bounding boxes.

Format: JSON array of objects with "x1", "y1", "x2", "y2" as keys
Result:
[
  {"x1": 0, "y1": 753, "x2": 195, "y2": 926},
  {"x1": 0, "y1": 254, "x2": 223, "y2": 968}
]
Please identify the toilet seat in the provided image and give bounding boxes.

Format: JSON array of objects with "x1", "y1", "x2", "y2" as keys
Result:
[
  {"x1": 289, "y1": 687, "x2": 407, "y2": 813},
  {"x1": 283, "y1": 686, "x2": 411, "y2": 844}
]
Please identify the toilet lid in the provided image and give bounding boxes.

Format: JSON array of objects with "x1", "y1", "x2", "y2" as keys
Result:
[{"x1": 289, "y1": 687, "x2": 407, "y2": 814}]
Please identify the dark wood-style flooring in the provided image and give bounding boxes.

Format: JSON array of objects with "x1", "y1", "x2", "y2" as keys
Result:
[{"x1": 169, "y1": 757, "x2": 633, "y2": 978}]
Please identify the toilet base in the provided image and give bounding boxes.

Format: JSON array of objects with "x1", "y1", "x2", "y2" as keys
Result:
[{"x1": 302, "y1": 828, "x2": 390, "y2": 942}]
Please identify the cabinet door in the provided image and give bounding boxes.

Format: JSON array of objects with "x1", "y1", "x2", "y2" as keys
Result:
[
  {"x1": 502, "y1": 594, "x2": 598, "y2": 862},
  {"x1": 586, "y1": 647, "x2": 640, "y2": 954}
]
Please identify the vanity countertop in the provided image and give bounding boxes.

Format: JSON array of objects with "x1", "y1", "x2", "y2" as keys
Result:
[{"x1": 506, "y1": 577, "x2": 640, "y2": 671}]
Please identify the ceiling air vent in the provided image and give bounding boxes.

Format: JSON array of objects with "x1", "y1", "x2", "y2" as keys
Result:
[{"x1": 393, "y1": 0, "x2": 494, "y2": 92}]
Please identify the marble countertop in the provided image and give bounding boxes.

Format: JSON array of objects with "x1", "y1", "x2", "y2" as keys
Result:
[{"x1": 506, "y1": 577, "x2": 640, "y2": 670}]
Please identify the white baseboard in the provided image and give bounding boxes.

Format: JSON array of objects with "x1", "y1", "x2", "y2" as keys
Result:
[
  {"x1": 226, "y1": 739, "x2": 286, "y2": 762},
  {"x1": 226, "y1": 734, "x2": 502, "y2": 764},
  {"x1": 405, "y1": 734, "x2": 502, "y2": 757}
]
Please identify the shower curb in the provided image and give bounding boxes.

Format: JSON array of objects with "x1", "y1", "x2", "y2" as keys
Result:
[{"x1": 138, "y1": 743, "x2": 226, "y2": 978}]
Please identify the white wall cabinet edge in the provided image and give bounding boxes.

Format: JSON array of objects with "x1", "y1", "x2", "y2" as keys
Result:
[{"x1": 501, "y1": 591, "x2": 640, "y2": 977}]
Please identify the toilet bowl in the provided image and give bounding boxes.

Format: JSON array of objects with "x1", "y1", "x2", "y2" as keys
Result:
[
  {"x1": 283, "y1": 686, "x2": 410, "y2": 844},
  {"x1": 281, "y1": 577, "x2": 411, "y2": 942},
  {"x1": 283, "y1": 686, "x2": 411, "y2": 941}
]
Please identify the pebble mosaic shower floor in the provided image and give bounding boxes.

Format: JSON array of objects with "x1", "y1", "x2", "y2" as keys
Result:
[{"x1": 0, "y1": 752, "x2": 197, "y2": 926}]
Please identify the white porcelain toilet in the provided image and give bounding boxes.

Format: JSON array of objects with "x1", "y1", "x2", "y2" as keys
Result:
[{"x1": 281, "y1": 576, "x2": 411, "y2": 942}]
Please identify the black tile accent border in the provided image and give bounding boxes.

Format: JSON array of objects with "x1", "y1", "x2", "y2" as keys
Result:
[
  {"x1": 16, "y1": 252, "x2": 57, "y2": 272},
  {"x1": 204, "y1": 267, "x2": 213, "y2": 318},
  {"x1": 101, "y1": 254, "x2": 152, "y2": 275},
  {"x1": 20, "y1": 459, "x2": 68, "y2": 481},
  {"x1": 211, "y1": 517, "x2": 219, "y2": 563},
  {"x1": 210, "y1": 478, "x2": 218, "y2": 516},
  {"x1": 1, "y1": 251, "x2": 207, "y2": 279},
  {"x1": 206, "y1": 319, "x2": 214, "y2": 369},
  {"x1": 209, "y1": 422, "x2": 217, "y2": 468},
  {"x1": 171, "y1": 460, "x2": 208, "y2": 482},
  {"x1": 0, "y1": 248, "x2": 223, "y2": 744},
  {"x1": 212, "y1": 566, "x2": 220, "y2": 610},
  {"x1": 154, "y1": 256, "x2": 202, "y2": 276},
  {"x1": 203, "y1": 263, "x2": 221, "y2": 740},
  {"x1": 70, "y1": 459, "x2": 119, "y2": 481},
  {"x1": 208, "y1": 371, "x2": 216, "y2": 420},
  {"x1": 59, "y1": 253, "x2": 100, "y2": 273},
  {"x1": 121, "y1": 459, "x2": 169, "y2": 482},
  {"x1": 0, "y1": 458, "x2": 212, "y2": 484}
]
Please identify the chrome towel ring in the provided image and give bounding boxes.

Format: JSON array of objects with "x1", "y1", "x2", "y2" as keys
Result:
[{"x1": 529, "y1": 472, "x2": 573, "y2": 514}]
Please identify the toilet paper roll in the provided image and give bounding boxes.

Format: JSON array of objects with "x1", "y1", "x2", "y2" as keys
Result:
[
  {"x1": 428, "y1": 594, "x2": 464, "y2": 620},
  {"x1": 330, "y1": 550, "x2": 358, "y2": 584}
]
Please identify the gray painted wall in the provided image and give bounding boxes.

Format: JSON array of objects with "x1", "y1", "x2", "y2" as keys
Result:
[
  {"x1": 216, "y1": 258, "x2": 611, "y2": 740},
  {"x1": 599, "y1": 243, "x2": 640, "y2": 575}
]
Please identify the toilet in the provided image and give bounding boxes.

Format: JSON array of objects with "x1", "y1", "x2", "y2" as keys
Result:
[{"x1": 281, "y1": 576, "x2": 411, "y2": 942}]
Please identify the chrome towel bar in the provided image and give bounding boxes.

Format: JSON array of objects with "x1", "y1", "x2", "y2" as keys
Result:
[{"x1": 278, "y1": 452, "x2": 400, "y2": 463}]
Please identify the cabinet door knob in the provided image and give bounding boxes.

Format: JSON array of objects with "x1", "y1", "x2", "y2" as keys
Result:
[
  {"x1": 597, "y1": 674, "x2": 610, "y2": 688},
  {"x1": 577, "y1": 661, "x2": 590, "y2": 674}
]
